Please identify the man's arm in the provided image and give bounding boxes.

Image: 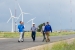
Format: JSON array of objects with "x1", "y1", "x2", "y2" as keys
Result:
[
  {"x1": 18, "y1": 25, "x2": 19, "y2": 29},
  {"x1": 31, "y1": 27, "x2": 32, "y2": 32},
  {"x1": 41, "y1": 26, "x2": 43, "y2": 33},
  {"x1": 23, "y1": 25, "x2": 25, "y2": 32},
  {"x1": 44, "y1": 26, "x2": 46, "y2": 32},
  {"x1": 23, "y1": 25, "x2": 25, "y2": 29},
  {"x1": 50, "y1": 26, "x2": 52, "y2": 33}
]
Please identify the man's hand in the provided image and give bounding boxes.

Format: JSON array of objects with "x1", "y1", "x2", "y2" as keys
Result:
[
  {"x1": 51, "y1": 32, "x2": 52, "y2": 33},
  {"x1": 44, "y1": 32, "x2": 46, "y2": 33}
]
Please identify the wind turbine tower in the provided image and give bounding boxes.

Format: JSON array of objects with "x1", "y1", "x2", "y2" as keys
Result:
[
  {"x1": 7, "y1": 8, "x2": 18, "y2": 32},
  {"x1": 27, "y1": 17, "x2": 36, "y2": 25}
]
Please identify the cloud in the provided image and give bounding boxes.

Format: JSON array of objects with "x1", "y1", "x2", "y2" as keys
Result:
[{"x1": 0, "y1": 0, "x2": 75, "y2": 31}]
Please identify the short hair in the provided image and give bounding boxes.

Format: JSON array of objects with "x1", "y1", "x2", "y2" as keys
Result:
[
  {"x1": 47, "y1": 22, "x2": 49, "y2": 23},
  {"x1": 43, "y1": 23, "x2": 45, "y2": 25},
  {"x1": 20, "y1": 21, "x2": 22, "y2": 23}
]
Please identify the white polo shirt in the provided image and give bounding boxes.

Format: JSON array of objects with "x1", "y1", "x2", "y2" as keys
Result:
[
  {"x1": 42, "y1": 26, "x2": 45, "y2": 31},
  {"x1": 31, "y1": 26, "x2": 37, "y2": 32}
]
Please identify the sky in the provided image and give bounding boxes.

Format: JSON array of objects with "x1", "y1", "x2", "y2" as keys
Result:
[{"x1": 0, "y1": 0, "x2": 75, "y2": 31}]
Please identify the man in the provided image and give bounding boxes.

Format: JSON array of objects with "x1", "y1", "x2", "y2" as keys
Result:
[
  {"x1": 22, "y1": 22, "x2": 25, "y2": 41},
  {"x1": 31, "y1": 23, "x2": 37, "y2": 42},
  {"x1": 44, "y1": 22, "x2": 52, "y2": 42},
  {"x1": 41, "y1": 23, "x2": 46, "y2": 42},
  {"x1": 18, "y1": 21, "x2": 25, "y2": 42}
]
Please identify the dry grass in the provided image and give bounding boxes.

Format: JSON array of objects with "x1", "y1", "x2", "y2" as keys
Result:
[{"x1": 0, "y1": 32, "x2": 75, "y2": 38}]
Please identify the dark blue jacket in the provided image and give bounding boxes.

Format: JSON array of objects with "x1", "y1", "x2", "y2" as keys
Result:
[
  {"x1": 18, "y1": 24, "x2": 24, "y2": 32},
  {"x1": 44, "y1": 25, "x2": 52, "y2": 32}
]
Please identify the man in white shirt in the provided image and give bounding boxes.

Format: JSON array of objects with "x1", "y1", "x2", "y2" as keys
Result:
[
  {"x1": 31, "y1": 23, "x2": 37, "y2": 42},
  {"x1": 41, "y1": 23, "x2": 46, "y2": 42}
]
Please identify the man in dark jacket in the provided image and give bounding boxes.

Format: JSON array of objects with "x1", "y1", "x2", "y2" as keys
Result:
[
  {"x1": 44, "y1": 22, "x2": 52, "y2": 42},
  {"x1": 41, "y1": 23, "x2": 46, "y2": 42}
]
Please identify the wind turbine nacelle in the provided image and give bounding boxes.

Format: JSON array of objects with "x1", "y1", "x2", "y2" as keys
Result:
[{"x1": 12, "y1": 16, "x2": 18, "y2": 18}]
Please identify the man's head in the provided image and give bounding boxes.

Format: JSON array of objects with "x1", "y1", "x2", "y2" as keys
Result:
[
  {"x1": 22, "y1": 22, "x2": 24, "y2": 25},
  {"x1": 19, "y1": 21, "x2": 22, "y2": 24},
  {"x1": 43, "y1": 23, "x2": 45, "y2": 26},
  {"x1": 47, "y1": 22, "x2": 49, "y2": 25},
  {"x1": 33, "y1": 23, "x2": 35, "y2": 27}
]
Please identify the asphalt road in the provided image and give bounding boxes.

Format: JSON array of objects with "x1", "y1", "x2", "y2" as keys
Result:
[{"x1": 0, "y1": 34, "x2": 75, "y2": 50}]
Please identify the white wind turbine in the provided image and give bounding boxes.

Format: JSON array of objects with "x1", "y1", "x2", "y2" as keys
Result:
[
  {"x1": 16, "y1": 2, "x2": 30, "y2": 22},
  {"x1": 27, "y1": 17, "x2": 36, "y2": 25},
  {"x1": 7, "y1": 8, "x2": 18, "y2": 32}
]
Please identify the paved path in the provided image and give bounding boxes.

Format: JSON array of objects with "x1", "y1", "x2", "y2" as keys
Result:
[{"x1": 0, "y1": 34, "x2": 75, "y2": 50}]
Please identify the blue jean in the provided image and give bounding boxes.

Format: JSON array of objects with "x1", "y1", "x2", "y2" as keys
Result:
[{"x1": 31, "y1": 31, "x2": 36, "y2": 41}]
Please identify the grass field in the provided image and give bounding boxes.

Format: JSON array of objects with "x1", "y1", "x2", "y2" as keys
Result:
[
  {"x1": 42, "y1": 40, "x2": 75, "y2": 50},
  {"x1": 37, "y1": 39, "x2": 75, "y2": 50},
  {"x1": 0, "y1": 31, "x2": 75, "y2": 38},
  {"x1": 51, "y1": 40, "x2": 75, "y2": 50}
]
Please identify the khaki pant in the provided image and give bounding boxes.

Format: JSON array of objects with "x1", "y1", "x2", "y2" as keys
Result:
[
  {"x1": 19, "y1": 32, "x2": 23, "y2": 41},
  {"x1": 46, "y1": 31, "x2": 50, "y2": 42}
]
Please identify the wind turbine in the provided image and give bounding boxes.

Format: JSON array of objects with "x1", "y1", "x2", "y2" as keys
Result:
[
  {"x1": 7, "y1": 8, "x2": 18, "y2": 32},
  {"x1": 16, "y1": 2, "x2": 30, "y2": 22},
  {"x1": 27, "y1": 17, "x2": 36, "y2": 25}
]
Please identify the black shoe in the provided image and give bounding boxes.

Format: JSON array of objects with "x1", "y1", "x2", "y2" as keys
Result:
[
  {"x1": 42, "y1": 39, "x2": 46, "y2": 42},
  {"x1": 21, "y1": 41, "x2": 24, "y2": 42},
  {"x1": 48, "y1": 39, "x2": 50, "y2": 42},
  {"x1": 42, "y1": 40, "x2": 44, "y2": 42},
  {"x1": 33, "y1": 40, "x2": 35, "y2": 42},
  {"x1": 18, "y1": 40, "x2": 20, "y2": 43}
]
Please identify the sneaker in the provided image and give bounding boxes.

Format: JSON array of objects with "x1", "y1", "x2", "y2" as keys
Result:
[
  {"x1": 42, "y1": 39, "x2": 46, "y2": 42},
  {"x1": 18, "y1": 40, "x2": 20, "y2": 43},
  {"x1": 42, "y1": 40, "x2": 44, "y2": 42},
  {"x1": 48, "y1": 39, "x2": 50, "y2": 42},
  {"x1": 33, "y1": 40, "x2": 35, "y2": 42},
  {"x1": 46, "y1": 39, "x2": 49, "y2": 42},
  {"x1": 21, "y1": 41, "x2": 24, "y2": 42}
]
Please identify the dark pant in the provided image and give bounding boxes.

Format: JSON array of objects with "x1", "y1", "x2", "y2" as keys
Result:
[
  {"x1": 22, "y1": 32, "x2": 24, "y2": 41},
  {"x1": 31, "y1": 31, "x2": 36, "y2": 41},
  {"x1": 43, "y1": 31, "x2": 46, "y2": 41}
]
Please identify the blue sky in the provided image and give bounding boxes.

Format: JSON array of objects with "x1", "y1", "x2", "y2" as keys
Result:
[{"x1": 0, "y1": 0, "x2": 75, "y2": 31}]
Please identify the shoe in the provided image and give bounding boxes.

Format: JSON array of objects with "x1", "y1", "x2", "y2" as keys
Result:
[
  {"x1": 46, "y1": 39, "x2": 49, "y2": 42},
  {"x1": 33, "y1": 40, "x2": 35, "y2": 42},
  {"x1": 42, "y1": 40, "x2": 44, "y2": 42},
  {"x1": 18, "y1": 40, "x2": 20, "y2": 43},
  {"x1": 42, "y1": 39, "x2": 44, "y2": 42},
  {"x1": 48, "y1": 39, "x2": 50, "y2": 42},
  {"x1": 46, "y1": 40, "x2": 48, "y2": 42},
  {"x1": 21, "y1": 41, "x2": 24, "y2": 42}
]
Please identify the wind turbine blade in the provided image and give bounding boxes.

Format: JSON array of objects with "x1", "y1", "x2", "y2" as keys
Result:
[
  {"x1": 7, "y1": 17, "x2": 12, "y2": 23},
  {"x1": 27, "y1": 19, "x2": 32, "y2": 23},
  {"x1": 23, "y1": 12, "x2": 30, "y2": 14},
  {"x1": 13, "y1": 16, "x2": 18, "y2": 19},
  {"x1": 15, "y1": 13, "x2": 22, "y2": 22},
  {"x1": 18, "y1": 3, "x2": 22, "y2": 12},
  {"x1": 9, "y1": 8, "x2": 12, "y2": 16},
  {"x1": 15, "y1": 17, "x2": 18, "y2": 18},
  {"x1": 32, "y1": 17, "x2": 36, "y2": 20}
]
